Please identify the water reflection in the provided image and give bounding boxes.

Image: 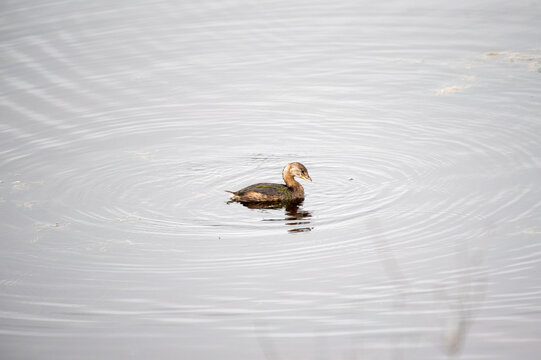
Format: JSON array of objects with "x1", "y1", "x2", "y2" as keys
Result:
[
  {"x1": 232, "y1": 199, "x2": 313, "y2": 233},
  {"x1": 365, "y1": 217, "x2": 489, "y2": 357}
]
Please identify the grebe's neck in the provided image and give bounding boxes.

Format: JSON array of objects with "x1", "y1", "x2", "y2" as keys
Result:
[{"x1": 282, "y1": 164, "x2": 301, "y2": 189}]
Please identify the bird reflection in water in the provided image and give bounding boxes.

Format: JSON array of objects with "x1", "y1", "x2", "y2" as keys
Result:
[{"x1": 231, "y1": 199, "x2": 313, "y2": 233}]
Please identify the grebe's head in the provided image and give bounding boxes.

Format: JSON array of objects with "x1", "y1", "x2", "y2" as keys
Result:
[{"x1": 285, "y1": 162, "x2": 312, "y2": 182}]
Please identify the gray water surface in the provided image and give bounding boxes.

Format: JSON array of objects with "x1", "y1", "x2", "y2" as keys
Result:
[{"x1": 1, "y1": 0, "x2": 541, "y2": 359}]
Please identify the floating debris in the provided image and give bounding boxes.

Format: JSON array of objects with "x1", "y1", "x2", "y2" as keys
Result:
[
  {"x1": 485, "y1": 51, "x2": 540, "y2": 71},
  {"x1": 436, "y1": 84, "x2": 473, "y2": 95}
]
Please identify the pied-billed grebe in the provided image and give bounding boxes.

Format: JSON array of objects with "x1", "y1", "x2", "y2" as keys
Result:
[{"x1": 226, "y1": 162, "x2": 312, "y2": 202}]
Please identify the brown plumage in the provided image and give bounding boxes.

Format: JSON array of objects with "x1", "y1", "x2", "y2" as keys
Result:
[{"x1": 226, "y1": 162, "x2": 312, "y2": 202}]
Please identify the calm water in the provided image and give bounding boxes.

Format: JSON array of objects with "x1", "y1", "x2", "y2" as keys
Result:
[{"x1": 1, "y1": 0, "x2": 540, "y2": 359}]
